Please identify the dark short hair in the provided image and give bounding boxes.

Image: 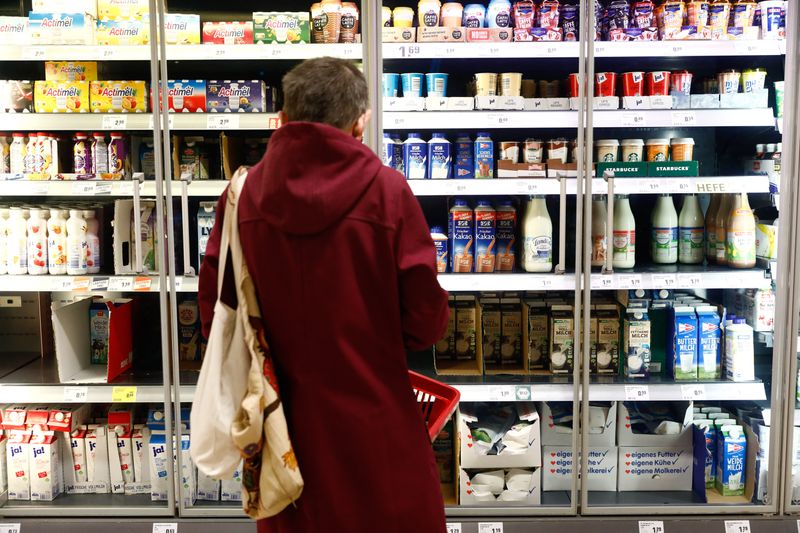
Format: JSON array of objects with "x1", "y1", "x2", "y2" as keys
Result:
[{"x1": 281, "y1": 57, "x2": 369, "y2": 130}]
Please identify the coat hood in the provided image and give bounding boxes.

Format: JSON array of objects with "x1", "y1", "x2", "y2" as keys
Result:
[{"x1": 247, "y1": 121, "x2": 383, "y2": 235}]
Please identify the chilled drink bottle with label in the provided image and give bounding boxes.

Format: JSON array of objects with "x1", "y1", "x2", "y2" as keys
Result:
[
  {"x1": 726, "y1": 193, "x2": 756, "y2": 268},
  {"x1": 6, "y1": 207, "x2": 26, "y2": 275},
  {"x1": 92, "y1": 133, "x2": 109, "y2": 175},
  {"x1": 715, "y1": 194, "x2": 733, "y2": 265},
  {"x1": 47, "y1": 208, "x2": 67, "y2": 275},
  {"x1": 66, "y1": 209, "x2": 88, "y2": 275},
  {"x1": 522, "y1": 196, "x2": 552, "y2": 273},
  {"x1": 591, "y1": 195, "x2": 607, "y2": 267},
  {"x1": 26, "y1": 208, "x2": 47, "y2": 275},
  {"x1": 613, "y1": 194, "x2": 636, "y2": 269},
  {"x1": 705, "y1": 194, "x2": 720, "y2": 264},
  {"x1": 679, "y1": 194, "x2": 705, "y2": 264},
  {"x1": 83, "y1": 209, "x2": 100, "y2": 274},
  {"x1": 651, "y1": 194, "x2": 678, "y2": 264}
]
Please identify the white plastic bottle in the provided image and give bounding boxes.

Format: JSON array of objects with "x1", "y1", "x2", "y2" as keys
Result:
[
  {"x1": 679, "y1": 194, "x2": 705, "y2": 264},
  {"x1": 522, "y1": 196, "x2": 553, "y2": 273},
  {"x1": 6, "y1": 207, "x2": 27, "y2": 275},
  {"x1": 612, "y1": 194, "x2": 636, "y2": 269},
  {"x1": 9, "y1": 133, "x2": 26, "y2": 175},
  {"x1": 725, "y1": 318, "x2": 754, "y2": 382},
  {"x1": 26, "y1": 208, "x2": 47, "y2": 275},
  {"x1": 47, "y1": 208, "x2": 67, "y2": 275},
  {"x1": 0, "y1": 207, "x2": 8, "y2": 275},
  {"x1": 0, "y1": 135, "x2": 9, "y2": 173},
  {"x1": 591, "y1": 195, "x2": 607, "y2": 267},
  {"x1": 427, "y1": 133, "x2": 451, "y2": 180},
  {"x1": 24, "y1": 133, "x2": 37, "y2": 173},
  {"x1": 715, "y1": 194, "x2": 733, "y2": 266},
  {"x1": 83, "y1": 209, "x2": 101, "y2": 274},
  {"x1": 66, "y1": 209, "x2": 88, "y2": 275},
  {"x1": 91, "y1": 133, "x2": 109, "y2": 175},
  {"x1": 651, "y1": 194, "x2": 678, "y2": 264}
]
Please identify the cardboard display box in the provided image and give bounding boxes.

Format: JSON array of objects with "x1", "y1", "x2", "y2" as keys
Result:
[
  {"x1": 540, "y1": 402, "x2": 616, "y2": 446},
  {"x1": 424, "y1": 97, "x2": 475, "y2": 111},
  {"x1": 524, "y1": 98, "x2": 570, "y2": 111},
  {"x1": 383, "y1": 97, "x2": 426, "y2": 112},
  {"x1": 466, "y1": 28, "x2": 513, "y2": 43},
  {"x1": 435, "y1": 296, "x2": 483, "y2": 376},
  {"x1": 497, "y1": 160, "x2": 547, "y2": 179},
  {"x1": 382, "y1": 27, "x2": 416, "y2": 43},
  {"x1": 417, "y1": 26, "x2": 466, "y2": 42},
  {"x1": 113, "y1": 199, "x2": 159, "y2": 275},
  {"x1": 618, "y1": 446, "x2": 693, "y2": 491},
  {"x1": 475, "y1": 96, "x2": 525, "y2": 111},
  {"x1": 458, "y1": 402, "x2": 541, "y2": 469},
  {"x1": 542, "y1": 446, "x2": 618, "y2": 491},
  {"x1": 459, "y1": 467, "x2": 541, "y2": 505},
  {"x1": 622, "y1": 95, "x2": 674, "y2": 110},
  {"x1": 617, "y1": 402, "x2": 693, "y2": 447}
]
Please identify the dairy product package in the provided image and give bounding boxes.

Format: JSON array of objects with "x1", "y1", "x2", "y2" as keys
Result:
[
  {"x1": 716, "y1": 425, "x2": 747, "y2": 496},
  {"x1": 164, "y1": 14, "x2": 200, "y2": 44},
  {"x1": 28, "y1": 13, "x2": 95, "y2": 45},
  {"x1": 668, "y1": 306, "x2": 698, "y2": 381},
  {"x1": 207, "y1": 80, "x2": 270, "y2": 113},
  {"x1": 527, "y1": 301, "x2": 548, "y2": 369},
  {"x1": 696, "y1": 420, "x2": 715, "y2": 488},
  {"x1": 96, "y1": 19, "x2": 150, "y2": 45},
  {"x1": 132, "y1": 201, "x2": 158, "y2": 272},
  {"x1": 29, "y1": 433, "x2": 62, "y2": 501},
  {"x1": 202, "y1": 21, "x2": 254, "y2": 44},
  {"x1": 178, "y1": 434, "x2": 195, "y2": 507},
  {"x1": 481, "y1": 297, "x2": 501, "y2": 365},
  {"x1": 69, "y1": 429, "x2": 88, "y2": 484},
  {"x1": 48, "y1": 405, "x2": 90, "y2": 433},
  {"x1": 26, "y1": 406, "x2": 50, "y2": 432},
  {"x1": 162, "y1": 80, "x2": 206, "y2": 113},
  {"x1": 253, "y1": 12, "x2": 311, "y2": 44},
  {"x1": 0, "y1": 436, "x2": 7, "y2": 493},
  {"x1": 594, "y1": 304, "x2": 620, "y2": 374},
  {"x1": 33, "y1": 0, "x2": 97, "y2": 17},
  {"x1": 90, "y1": 81, "x2": 148, "y2": 113},
  {"x1": 725, "y1": 319, "x2": 755, "y2": 382},
  {"x1": 148, "y1": 432, "x2": 169, "y2": 501},
  {"x1": 7, "y1": 432, "x2": 31, "y2": 500},
  {"x1": 34, "y1": 81, "x2": 90, "y2": 113},
  {"x1": 474, "y1": 134, "x2": 494, "y2": 179},
  {"x1": 220, "y1": 462, "x2": 243, "y2": 501},
  {"x1": 45, "y1": 61, "x2": 98, "y2": 82},
  {"x1": 435, "y1": 296, "x2": 456, "y2": 361},
  {"x1": 197, "y1": 201, "x2": 216, "y2": 270},
  {"x1": 740, "y1": 289, "x2": 775, "y2": 332},
  {"x1": 97, "y1": 0, "x2": 149, "y2": 19},
  {"x1": 3, "y1": 405, "x2": 28, "y2": 431},
  {"x1": 114, "y1": 427, "x2": 135, "y2": 486},
  {"x1": 178, "y1": 296, "x2": 201, "y2": 361},
  {"x1": 500, "y1": 297, "x2": 523, "y2": 366},
  {"x1": 86, "y1": 425, "x2": 110, "y2": 493},
  {"x1": 454, "y1": 135, "x2": 474, "y2": 179},
  {"x1": 697, "y1": 306, "x2": 722, "y2": 380},
  {"x1": 0, "y1": 17, "x2": 29, "y2": 45},
  {"x1": 624, "y1": 307, "x2": 651, "y2": 378},
  {"x1": 1, "y1": 80, "x2": 34, "y2": 113},
  {"x1": 549, "y1": 305, "x2": 574, "y2": 374},
  {"x1": 131, "y1": 425, "x2": 150, "y2": 487},
  {"x1": 197, "y1": 470, "x2": 221, "y2": 501},
  {"x1": 455, "y1": 295, "x2": 477, "y2": 361}
]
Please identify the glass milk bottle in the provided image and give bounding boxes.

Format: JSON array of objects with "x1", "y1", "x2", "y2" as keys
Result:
[
  {"x1": 715, "y1": 194, "x2": 733, "y2": 266},
  {"x1": 6, "y1": 207, "x2": 27, "y2": 275},
  {"x1": 83, "y1": 209, "x2": 100, "y2": 274},
  {"x1": 522, "y1": 196, "x2": 552, "y2": 273},
  {"x1": 651, "y1": 194, "x2": 678, "y2": 264},
  {"x1": 591, "y1": 195, "x2": 608, "y2": 267},
  {"x1": 47, "y1": 208, "x2": 67, "y2": 275},
  {"x1": 679, "y1": 194, "x2": 705, "y2": 264},
  {"x1": 726, "y1": 193, "x2": 756, "y2": 269},
  {"x1": 66, "y1": 209, "x2": 88, "y2": 275},
  {"x1": 0, "y1": 207, "x2": 8, "y2": 275},
  {"x1": 612, "y1": 194, "x2": 636, "y2": 269},
  {"x1": 26, "y1": 208, "x2": 47, "y2": 275},
  {"x1": 705, "y1": 194, "x2": 720, "y2": 264}
]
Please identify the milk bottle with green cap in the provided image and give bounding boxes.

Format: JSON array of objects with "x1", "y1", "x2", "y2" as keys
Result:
[{"x1": 651, "y1": 194, "x2": 678, "y2": 264}]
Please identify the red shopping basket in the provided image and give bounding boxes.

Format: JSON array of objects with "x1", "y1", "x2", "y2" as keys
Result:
[{"x1": 410, "y1": 370, "x2": 460, "y2": 442}]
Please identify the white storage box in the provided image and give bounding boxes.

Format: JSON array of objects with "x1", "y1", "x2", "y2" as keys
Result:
[{"x1": 458, "y1": 403, "x2": 541, "y2": 469}]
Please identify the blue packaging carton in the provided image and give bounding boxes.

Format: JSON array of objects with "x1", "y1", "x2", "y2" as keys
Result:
[
  {"x1": 668, "y1": 306, "x2": 698, "y2": 381},
  {"x1": 474, "y1": 132, "x2": 494, "y2": 179},
  {"x1": 716, "y1": 424, "x2": 747, "y2": 496},
  {"x1": 454, "y1": 134, "x2": 473, "y2": 179},
  {"x1": 697, "y1": 305, "x2": 722, "y2": 380}
]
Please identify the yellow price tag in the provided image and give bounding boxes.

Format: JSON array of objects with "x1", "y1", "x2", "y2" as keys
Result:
[{"x1": 112, "y1": 386, "x2": 138, "y2": 403}]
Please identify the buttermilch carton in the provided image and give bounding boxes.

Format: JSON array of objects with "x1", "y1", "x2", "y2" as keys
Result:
[
  {"x1": 594, "y1": 304, "x2": 620, "y2": 374},
  {"x1": 7, "y1": 432, "x2": 31, "y2": 500},
  {"x1": 697, "y1": 306, "x2": 722, "y2": 380},
  {"x1": 527, "y1": 301, "x2": 548, "y2": 369},
  {"x1": 624, "y1": 305, "x2": 651, "y2": 379},
  {"x1": 481, "y1": 297, "x2": 501, "y2": 365},
  {"x1": 716, "y1": 424, "x2": 747, "y2": 496},
  {"x1": 29, "y1": 433, "x2": 62, "y2": 501},
  {"x1": 668, "y1": 306, "x2": 698, "y2": 381},
  {"x1": 500, "y1": 297, "x2": 522, "y2": 366},
  {"x1": 549, "y1": 305, "x2": 574, "y2": 374}
]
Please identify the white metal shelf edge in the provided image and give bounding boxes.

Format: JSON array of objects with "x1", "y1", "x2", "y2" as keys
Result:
[
  {"x1": 590, "y1": 269, "x2": 770, "y2": 290},
  {"x1": 0, "y1": 385, "x2": 166, "y2": 403},
  {"x1": 0, "y1": 113, "x2": 280, "y2": 131},
  {"x1": 0, "y1": 275, "x2": 160, "y2": 292},
  {"x1": 591, "y1": 175, "x2": 770, "y2": 195},
  {"x1": 0, "y1": 180, "x2": 157, "y2": 197}
]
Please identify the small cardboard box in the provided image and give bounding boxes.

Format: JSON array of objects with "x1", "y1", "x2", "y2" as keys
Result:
[
  {"x1": 253, "y1": 12, "x2": 310, "y2": 44},
  {"x1": 542, "y1": 446, "x2": 618, "y2": 491},
  {"x1": 435, "y1": 296, "x2": 483, "y2": 376},
  {"x1": 425, "y1": 97, "x2": 475, "y2": 111},
  {"x1": 617, "y1": 402, "x2": 694, "y2": 447},
  {"x1": 547, "y1": 161, "x2": 579, "y2": 178},
  {"x1": 647, "y1": 161, "x2": 699, "y2": 177},
  {"x1": 540, "y1": 402, "x2": 617, "y2": 446},
  {"x1": 720, "y1": 90, "x2": 769, "y2": 109},
  {"x1": 475, "y1": 95, "x2": 525, "y2": 111},
  {"x1": 382, "y1": 27, "x2": 416, "y2": 43},
  {"x1": 459, "y1": 467, "x2": 541, "y2": 505},
  {"x1": 202, "y1": 21, "x2": 254, "y2": 45},
  {"x1": 417, "y1": 26, "x2": 466, "y2": 42},
  {"x1": 0, "y1": 17, "x2": 29, "y2": 45},
  {"x1": 52, "y1": 297, "x2": 133, "y2": 383},
  {"x1": 524, "y1": 98, "x2": 570, "y2": 111},
  {"x1": 466, "y1": 28, "x2": 513, "y2": 42},
  {"x1": 458, "y1": 403, "x2": 541, "y2": 469},
  {"x1": 497, "y1": 160, "x2": 547, "y2": 178},
  {"x1": 28, "y1": 13, "x2": 95, "y2": 45},
  {"x1": 45, "y1": 61, "x2": 98, "y2": 82},
  {"x1": 96, "y1": 19, "x2": 150, "y2": 45},
  {"x1": 164, "y1": 14, "x2": 200, "y2": 44},
  {"x1": 90, "y1": 81, "x2": 148, "y2": 113},
  {"x1": 207, "y1": 80, "x2": 269, "y2": 113},
  {"x1": 383, "y1": 97, "x2": 426, "y2": 112},
  {"x1": 691, "y1": 94, "x2": 721, "y2": 109},
  {"x1": 618, "y1": 446, "x2": 693, "y2": 491},
  {"x1": 34, "y1": 81, "x2": 90, "y2": 113},
  {"x1": 97, "y1": 0, "x2": 148, "y2": 19}
]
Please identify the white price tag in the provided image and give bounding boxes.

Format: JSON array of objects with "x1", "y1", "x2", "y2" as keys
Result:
[
  {"x1": 487, "y1": 113, "x2": 511, "y2": 127},
  {"x1": 453, "y1": 183, "x2": 469, "y2": 193},
  {"x1": 71, "y1": 277, "x2": 91, "y2": 291},
  {"x1": 390, "y1": 115, "x2": 406, "y2": 128},
  {"x1": 725, "y1": 520, "x2": 750, "y2": 533},
  {"x1": 119, "y1": 181, "x2": 135, "y2": 195},
  {"x1": 0, "y1": 523, "x2": 21, "y2": 533},
  {"x1": 677, "y1": 273, "x2": 702, "y2": 288},
  {"x1": 446, "y1": 523, "x2": 462, "y2": 533},
  {"x1": 174, "y1": 277, "x2": 184, "y2": 291},
  {"x1": 622, "y1": 113, "x2": 647, "y2": 128},
  {"x1": 153, "y1": 524, "x2": 178, "y2": 533},
  {"x1": 147, "y1": 115, "x2": 174, "y2": 130},
  {"x1": 672, "y1": 179, "x2": 691, "y2": 193},
  {"x1": 71, "y1": 181, "x2": 95, "y2": 195},
  {"x1": 618, "y1": 274, "x2": 643, "y2": 289},
  {"x1": 625, "y1": 385, "x2": 650, "y2": 401},
  {"x1": 591, "y1": 275, "x2": 614, "y2": 289},
  {"x1": 23, "y1": 47, "x2": 45, "y2": 59},
  {"x1": 55, "y1": 277, "x2": 73, "y2": 291},
  {"x1": 90, "y1": 277, "x2": 109, "y2": 291},
  {"x1": 540, "y1": 277, "x2": 554, "y2": 290},
  {"x1": 108, "y1": 277, "x2": 134, "y2": 292},
  {"x1": 479, "y1": 523, "x2": 503, "y2": 533},
  {"x1": 341, "y1": 45, "x2": 356, "y2": 57},
  {"x1": 643, "y1": 180, "x2": 660, "y2": 193},
  {"x1": 102, "y1": 115, "x2": 128, "y2": 130},
  {"x1": 681, "y1": 384, "x2": 705, "y2": 401},
  {"x1": 204, "y1": 46, "x2": 227, "y2": 59},
  {"x1": 639, "y1": 521, "x2": 664, "y2": 533},
  {"x1": 489, "y1": 386, "x2": 514, "y2": 402},
  {"x1": 404, "y1": 44, "x2": 421, "y2": 57},
  {"x1": 652, "y1": 274, "x2": 677, "y2": 288},
  {"x1": 669, "y1": 44, "x2": 684, "y2": 55},
  {"x1": 515, "y1": 180, "x2": 540, "y2": 194},
  {"x1": 95, "y1": 183, "x2": 113, "y2": 195},
  {"x1": 207, "y1": 114, "x2": 240, "y2": 130},
  {"x1": 32, "y1": 183, "x2": 50, "y2": 195},
  {"x1": 671, "y1": 111, "x2": 697, "y2": 127},
  {"x1": 64, "y1": 386, "x2": 88, "y2": 402}
]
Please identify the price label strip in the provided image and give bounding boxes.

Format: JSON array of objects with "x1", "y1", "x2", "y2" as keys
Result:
[
  {"x1": 64, "y1": 386, "x2": 89, "y2": 402},
  {"x1": 153, "y1": 524, "x2": 178, "y2": 533},
  {"x1": 677, "y1": 273, "x2": 702, "y2": 288},
  {"x1": 639, "y1": 521, "x2": 664, "y2": 533},
  {"x1": 489, "y1": 386, "x2": 514, "y2": 402},
  {"x1": 0, "y1": 523, "x2": 21, "y2": 533},
  {"x1": 671, "y1": 111, "x2": 697, "y2": 127},
  {"x1": 618, "y1": 274, "x2": 643, "y2": 289},
  {"x1": 446, "y1": 523, "x2": 462, "y2": 533},
  {"x1": 652, "y1": 274, "x2": 677, "y2": 288},
  {"x1": 478, "y1": 523, "x2": 503, "y2": 533},
  {"x1": 724, "y1": 520, "x2": 750, "y2": 533},
  {"x1": 133, "y1": 276, "x2": 153, "y2": 291},
  {"x1": 108, "y1": 277, "x2": 134, "y2": 292},
  {"x1": 625, "y1": 385, "x2": 650, "y2": 401},
  {"x1": 681, "y1": 384, "x2": 705, "y2": 401},
  {"x1": 207, "y1": 114, "x2": 240, "y2": 130},
  {"x1": 102, "y1": 115, "x2": 128, "y2": 130},
  {"x1": 622, "y1": 113, "x2": 647, "y2": 128},
  {"x1": 112, "y1": 386, "x2": 138, "y2": 403},
  {"x1": 591, "y1": 275, "x2": 614, "y2": 289}
]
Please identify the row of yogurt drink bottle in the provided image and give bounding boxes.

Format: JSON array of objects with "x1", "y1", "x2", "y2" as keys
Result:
[
  {"x1": 0, "y1": 206, "x2": 100, "y2": 276},
  {"x1": 383, "y1": 132, "x2": 495, "y2": 180},
  {"x1": 693, "y1": 406, "x2": 748, "y2": 497},
  {"x1": 1, "y1": 132, "x2": 125, "y2": 176}
]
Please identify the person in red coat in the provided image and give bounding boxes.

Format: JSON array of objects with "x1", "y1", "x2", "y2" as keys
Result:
[{"x1": 198, "y1": 57, "x2": 450, "y2": 532}]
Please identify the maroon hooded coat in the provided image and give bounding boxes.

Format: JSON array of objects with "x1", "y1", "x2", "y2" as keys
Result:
[{"x1": 199, "y1": 122, "x2": 450, "y2": 532}]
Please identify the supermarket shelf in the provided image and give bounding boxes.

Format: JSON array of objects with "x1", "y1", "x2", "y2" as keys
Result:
[
  {"x1": 592, "y1": 175, "x2": 770, "y2": 195},
  {"x1": 593, "y1": 108, "x2": 777, "y2": 128},
  {"x1": 0, "y1": 275, "x2": 161, "y2": 292},
  {"x1": 0, "y1": 43, "x2": 362, "y2": 61},
  {"x1": 591, "y1": 266, "x2": 771, "y2": 290},
  {"x1": 0, "y1": 113, "x2": 280, "y2": 131},
  {"x1": 0, "y1": 494, "x2": 171, "y2": 517},
  {"x1": 588, "y1": 378, "x2": 766, "y2": 402},
  {"x1": 383, "y1": 41, "x2": 580, "y2": 59},
  {"x1": 384, "y1": 111, "x2": 578, "y2": 130},
  {"x1": 594, "y1": 40, "x2": 787, "y2": 58},
  {"x1": 0, "y1": 179, "x2": 157, "y2": 197}
]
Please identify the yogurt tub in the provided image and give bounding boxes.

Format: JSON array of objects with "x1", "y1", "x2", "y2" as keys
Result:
[
  {"x1": 475, "y1": 72, "x2": 498, "y2": 96},
  {"x1": 426, "y1": 73, "x2": 449, "y2": 97},
  {"x1": 595, "y1": 139, "x2": 619, "y2": 163},
  {"x1": 621, "y1": 139, "x2": 645, "y2": 162},
  {"x1": 671, "y1": 138, "x2": 695, "y2": 161},
  {"x1": 646, "y1": 138, "x2": 670, "y2": 162}
]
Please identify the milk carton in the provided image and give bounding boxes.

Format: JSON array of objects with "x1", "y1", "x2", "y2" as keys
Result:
[
  {"x1": 148, "y1": 432, "x2": 169, "y2": 501},
  {"x1": 455, "y1": 295, "x2": 477, "y2": 361},
  {"x1": 115, "y1": 427, "x2": 135, "y2": 485},
  {"x1": 86, "y1": 425, "x2": 110, "y2": 493},
  {"x1": 70, "y1": 429, "x2": 88, "y2": 484},
  {"x1": 527, "y1": 301, "x2": 548, "y2": 369},
  {"x1": 474, "y1": 133, "x2": 494, "y2": 179},
  {"x1": 624, "y1": 306, "x2": 651, "y2": 378},
  {"x1": 197, "y1": 470, "x2": 221, "y2": 501},
  {"x1": 221, "y1": 462, "x2": 243, "y2": 502},
  {"x1": 697, "y1": 306, "x2": 722, "y2": 380},
  {"x1": 725, "y1": 319, "x2": 755, "y2": 382},
  {"x1": 7, "y1": 432, "x2": 31, "y2": 500},
  {"x1": 481, "y1": 297, "x2": 501, "y2": 365},
  {"x1": 549, "y1": 305, "x2": 574, "y2": 374},
  {"x1": 474, "y1": 201, "x2": 496, "y2": 272},
  {"x1": 435, "y1": 296, "x2": 456, "y2": 361},
  {"x1": 197, "y1": 201, "x2": 216, "y2": 269},
  {"x1": 716, "y1": 425, "x2": 747, "y2": 496},
  {"x1": 454, "y1": 134, "x2": 474, "y2": 179},
  {"x1": 696, "y1": 420, "x2": 715, "y2": 488},
  {"x1": 501, "y1": 297, "x2": 523, "y2": 366},
  {"x1": 178, "y1": 435, "x2": 195, "y2": 507},
  {"x1": 29, "y1": 433, "x2": 62, "y2": 501},
  {"x1": 178, "y1": 296, "x2": 201, "y2": 361},
  {"x1": 0, "y1": 435, "x2": 7, "y2": 493},
  {"x1": 594, "y1": 304, "x2": 620, "y2": 374},
  {"x1": 668, "y1": 307, "x2": 698, "y2": 381}
]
